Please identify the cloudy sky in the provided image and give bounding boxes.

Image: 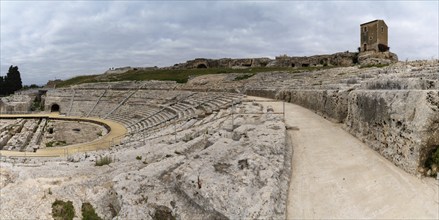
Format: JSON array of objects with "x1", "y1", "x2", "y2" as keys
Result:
[{"x1": 1, "y1": 1, "x2": 438, "y2": 85}]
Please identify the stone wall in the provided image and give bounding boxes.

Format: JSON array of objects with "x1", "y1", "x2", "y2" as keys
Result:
[
  {"x1": 44, "y1": 89, "x2": 73, "y2": 114},
  {"x1": 246, "y1": 89, "x2": 278, "y2": 99},
  {"x1": 276, "y1": 89, "x2": 350, "y2": 123}
]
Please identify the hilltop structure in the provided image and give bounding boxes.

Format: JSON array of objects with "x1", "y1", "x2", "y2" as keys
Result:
[
  {"x1": 360, "y1": 19, "x2": 388, "y2": 52},
  {"x1": 358, "y1": 19, "x2": 397, "y2": 65}
]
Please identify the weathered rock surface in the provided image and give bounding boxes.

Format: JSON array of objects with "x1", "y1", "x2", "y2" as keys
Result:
[
  {"x1": 273, "y1": 60, "x2": 438, "y2": 175},
  {"x1": 173, "y1": 59, "x2": 439, "y2": 175},
  {"x1": 345, "y1": 90, "x2": 439, "y2": 174},
  {"x1": 0, "y1": 102, "x2": 291, "y2": 219},
  {"x1": 358, "y1": 51, "x2": 398, "y2": 66}
]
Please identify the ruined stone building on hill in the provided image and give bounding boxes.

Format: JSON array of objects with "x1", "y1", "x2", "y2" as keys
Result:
[{"x1": 360, "y1": 19, "x2": 389, "y2": 52}]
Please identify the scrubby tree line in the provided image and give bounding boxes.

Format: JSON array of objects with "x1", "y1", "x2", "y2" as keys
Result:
[{"x1": 0, "y1": 65, "x2": 22, "y2": 96}]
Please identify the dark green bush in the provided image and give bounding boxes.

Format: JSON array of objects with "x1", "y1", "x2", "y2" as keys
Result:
[
  {"x1": 81, "y1": 202, "x2": 102, "y2": 220},
  {"x1": 233, "y1": 74, "x2": 254, "y2": 81},
  {"x1": 95, "y1": 155, "x2": 113, "y2": 166},
  {"x1": 424, "y1": 146, "x2": 439, "y2": 177},
  {"x1": 52, "y1": 199, "x2": 75, "y2": 220},
  {"x1": 432, "y1": 147, "x2": 439, "y2": 165}
]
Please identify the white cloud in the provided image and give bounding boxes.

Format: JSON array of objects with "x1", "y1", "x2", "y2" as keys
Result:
[{"x1": 1, "y1": 1, "x2": 438, "y2": 85}]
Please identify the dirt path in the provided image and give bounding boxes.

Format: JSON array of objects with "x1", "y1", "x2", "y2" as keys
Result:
[
  {"x1": 246, "y1": 96, "x2": 439, "y2": 219},
  {"x1": 0, "y1": 114, "x2": 127, "y2": 157}
]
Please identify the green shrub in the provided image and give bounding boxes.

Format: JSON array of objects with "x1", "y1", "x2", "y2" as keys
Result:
[
  {"x1": 424, "y1": 146, "x2": 439, "y2": 175},
  {"x1": 81, "y1": 202, "x2": 102, "y2": 220},
  {"x1": 432, "y1": 147, "x2": 439, "y2": 165},
  {"x1": 136, "y1": 155, "x2": 142, "y2": 160},
  {"x1": 52, "y1": 199, "x2": 75, "y2": 220},
  {"x1": 233, "y1": 74, "x2": 254, "y2": 81},
  {"x1": 95, "y1": 155, "x2": 113, "y2": 166},
  {"x1": 46, "y1": 141, "x2": 67, "y2": 148}
]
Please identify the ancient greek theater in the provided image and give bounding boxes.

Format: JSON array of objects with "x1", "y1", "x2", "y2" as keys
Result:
[
  {"x1": 1, "y1": 55, "x2": 438, "y2": 219},
  {"x1": 1, "y1": 0, "x2": 439, "y2": 214}
]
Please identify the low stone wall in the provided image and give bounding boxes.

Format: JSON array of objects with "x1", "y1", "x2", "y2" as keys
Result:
[
  {"x1": 276, "y1": 89, "x2": 349, "y2": 123},
  {"x1": 44, "y1": 90, "x2": 72, "y2": 115},
  {"x1": 246, "y1": 89, "x2": 278, "y2": 99}
]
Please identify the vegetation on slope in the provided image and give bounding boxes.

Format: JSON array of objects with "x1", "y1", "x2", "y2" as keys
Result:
[
  {"x1": 425, "y1": 146, "x2": 439, "y2": 177},
  {"x1": 95, "y1": 155, "x2": 113, "y2": 166},
  {"x1": 56, "y1": 75, "x2": 100, "y2": 87},
  {"x1": 56, "y1": 66, "x2": 335, "y2": 87},
  {"x1": 52, "y1": 199, "x2": 75, "y2": 220},
  {"x1": 81, "y1": 202, "x2": 102, "y2": 220}
]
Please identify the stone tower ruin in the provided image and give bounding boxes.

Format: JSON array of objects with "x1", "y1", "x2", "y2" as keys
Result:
[{"x1": 360, "y1": 20, "x2": 388, "y2": 52}]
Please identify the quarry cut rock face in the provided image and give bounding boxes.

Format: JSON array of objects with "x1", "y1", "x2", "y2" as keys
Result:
[{"x1": 272, "y1": 60, "x2": 439, "y2": 175}]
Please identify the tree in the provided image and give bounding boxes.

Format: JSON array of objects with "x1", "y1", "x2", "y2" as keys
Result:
[
  {"x1": 0, "y1": 65, "x2": 23, "y2": 96},
  {"x1": 6, "y1": 65, "x2": 22, "y2": 93},
  {"x1": 0, "y1": 76, "x2": 4, "y2": 95}
]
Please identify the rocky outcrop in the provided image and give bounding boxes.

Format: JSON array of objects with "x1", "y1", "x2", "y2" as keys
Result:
[
  {"x1": 272, "y1": 52, "x2": 358, "y2": 68},
  {"x1": 0, "y1": 94, "x2": 33, "y2": 114},
  {"x1": 172, "y1": 57, "x2": 273, "y2": 69},
  {"x1": 358, "y1": 51, "x2": 398, "y2": 66},
  {"x1": 171, "y1": 52, "x2": 359, "y2": 69}
]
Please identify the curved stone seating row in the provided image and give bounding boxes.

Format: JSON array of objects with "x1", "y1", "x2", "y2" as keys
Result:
[
  {"x1": 73, "y1": 80, "x2": 180, "y2": 91},
  {"x1": 166, "y1": 103, "x2": 197, "y2": 119},
  {"x1": 68, "y1": 100, "x2": 96, "y2": 117},
  {"x1": 126, "y1": 94, "x2": 241, "y2": 141},
  {"x1": 84, "y1": 90, "x2": 129, "y2": 118},
  {"x1": 129, "y1": 90, "x2": 187, "y2": 102},
  {"x1": 58, "y1": 87, "x2": 243, "y2": 141}
]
